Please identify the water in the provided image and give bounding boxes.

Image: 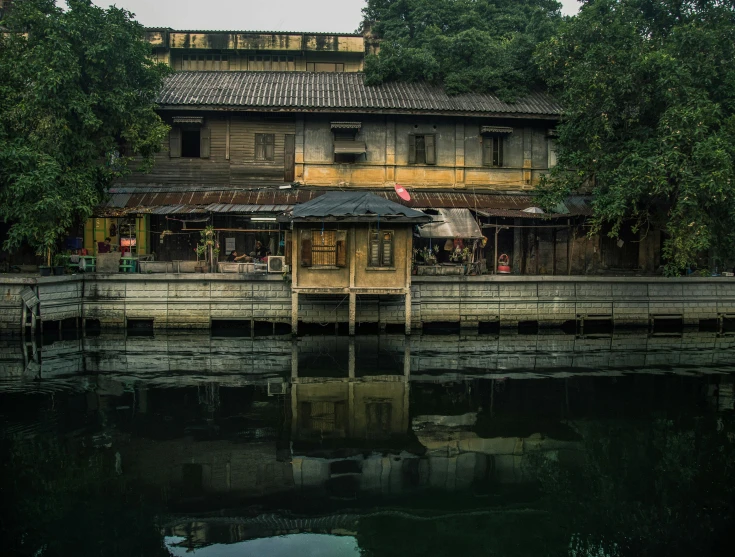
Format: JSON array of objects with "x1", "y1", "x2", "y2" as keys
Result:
[{"x1": 1, "y1": 331, "x2": 734, "y2": 556}]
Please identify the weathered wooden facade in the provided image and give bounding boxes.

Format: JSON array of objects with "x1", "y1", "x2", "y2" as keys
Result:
[
  {"x1": 288, "y1": 192, "x2": 430, "y2": 334},
  {"x1": 77, "y1": 27, "x2": 662, "y2": 277}
]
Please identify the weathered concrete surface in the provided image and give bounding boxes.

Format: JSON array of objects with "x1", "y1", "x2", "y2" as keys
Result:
[{"x1": 2, "y1": 273, "x2": 735, "y2": 333}]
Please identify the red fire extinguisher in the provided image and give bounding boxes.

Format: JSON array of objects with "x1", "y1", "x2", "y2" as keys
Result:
[{"x1": 497, "y1": 254, "x2": 511, "y2": 274}]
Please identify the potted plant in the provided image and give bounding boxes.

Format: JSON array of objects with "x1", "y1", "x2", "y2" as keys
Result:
[
  {"x1": 38, "y1": 247, "x2": 52, "y2": 276},
  {"x1": 52, "y1": 253, "x2": 66, "y2": 276},
  {"x1": 195, "y1": 226, "x2": 219, "y2": 273}
]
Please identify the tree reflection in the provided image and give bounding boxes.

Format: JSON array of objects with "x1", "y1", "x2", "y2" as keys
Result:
[{"x1": 528, "y1": 415, "x2": 735, "y2": 556}]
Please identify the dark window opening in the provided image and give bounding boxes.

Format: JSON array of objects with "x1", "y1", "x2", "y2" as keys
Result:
[
  {"x1": 408, "y1": 134, "x2": 436, "y2": 165},
  {"x1": 256, "y1": 133, "x2": 275, "y2": 161},
  {"x1": 181, "y1": 129, "x2": 201, "y2": 158}
]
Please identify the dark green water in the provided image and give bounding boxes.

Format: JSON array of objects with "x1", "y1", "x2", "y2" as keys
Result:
[{"x1": 1, "y1": 332, "x2": 734, "y2": 556}]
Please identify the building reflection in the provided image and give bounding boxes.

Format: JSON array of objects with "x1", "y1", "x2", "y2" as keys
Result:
[{"x1": 1, "y1": 332, "x2": 734, "y2": 551}]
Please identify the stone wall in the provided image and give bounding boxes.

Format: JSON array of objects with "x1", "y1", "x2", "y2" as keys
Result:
[{"x1": 2, "y1": 274, "x2": 735, "y2": 333}]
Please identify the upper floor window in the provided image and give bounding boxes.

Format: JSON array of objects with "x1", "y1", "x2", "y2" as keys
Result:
[
  {"x1": 169, "y1": 117, "x2": 210, "y2": 159},
  {"x1": 368, "y1": 230, "x2": 394, "y2": 268},
  {"x1": 481, "y1": 126, "x2": 512, "y2": 167},
  {"x1": 332, "y1": 122, "x2": 365, "y2": 163},
  {"x1": 483, "y1": 136, "x2": 504, "y2": 167},
  {"x1": 255, "y1": 133, "x2": 275, "y2": 161},
  {"x1": 548, "y1": 129, "x2": 559, "y2": 169},
  {"x1": 408, "y1": 134, "x2": 436, "y2": 165}
]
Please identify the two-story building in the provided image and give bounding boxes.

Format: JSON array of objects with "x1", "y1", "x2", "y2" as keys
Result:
[{"x1": 88, "y1": 28, "x2": 657, "y2": 275}]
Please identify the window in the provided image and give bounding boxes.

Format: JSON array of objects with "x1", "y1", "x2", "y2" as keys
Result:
[
  {"x1": 181, "y1": 129, "x2": 201, "y2": 158},
  {"x1": 255, "y1": 133, "x2": 275, "y2": 161},
  {"x1": 169, "y1": 120, "x2": 210, "y2": 159},
  {"x1": 483, "y1": 136, "x2": 504, "y2": 167},
  {"x1": 408, "y1": 134, "x2": 436, "y2": 165},
  {"x1": 332, "y1": 122, "x2": 365, "y2": 163},
  {"x1": 548, "y1": 138, "x2": 558, "y2": 168},
  {"x1": 301, "y1": 229, "x2": 347, "y2": 268},
  {"x1": 368, "y1": 230, "x2": 394, "y2": 267},
  {"x1": 365, "y1": 402, "x2": 393, "y2": 437}
]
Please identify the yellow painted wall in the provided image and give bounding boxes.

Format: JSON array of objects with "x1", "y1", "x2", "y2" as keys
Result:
[
  {"x1": 84, "y1": 216, "x2": 149, "y2": 255},
  {"x1": 294, "y1": 224, "x2": 411, "y2": 290}
]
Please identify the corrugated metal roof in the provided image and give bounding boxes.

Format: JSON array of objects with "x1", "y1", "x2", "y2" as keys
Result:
[
  {"x1": 419, "y1": 209, "x2": 483, "y2": 239},
  {"x1": 292, "y1": 192, "x2": 428, "y2": 221},
  {"x1": 97, "y1": 187, "x2": 591, "y2": 218},
  {"x1": 158, "y1": 72, "x2": 562, "y2": 116}
]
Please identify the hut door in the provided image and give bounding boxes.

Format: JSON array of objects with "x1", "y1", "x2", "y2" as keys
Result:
[{"x1": 284, "y1": 134, "x2": 295, "y2": 182}]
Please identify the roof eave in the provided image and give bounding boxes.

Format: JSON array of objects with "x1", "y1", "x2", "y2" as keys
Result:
[{"x1": 157, "y1": 104, "x2": 562, "y2": 120}]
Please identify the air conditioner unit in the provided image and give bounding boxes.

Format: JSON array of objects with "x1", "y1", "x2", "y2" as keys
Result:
[{"x1": 267, "y1": 256, "x2": 286, "y2": 273}]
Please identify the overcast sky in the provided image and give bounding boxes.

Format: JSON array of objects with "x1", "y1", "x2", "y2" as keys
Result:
[{"x1": 86, "y1": 0, "x2": 581, "y2": 33}]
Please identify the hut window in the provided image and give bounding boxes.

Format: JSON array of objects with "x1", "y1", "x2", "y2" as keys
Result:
[
  {"x1": 408, "y1": 134, "x2": 436, "y2": 165},
  {"x1": 483, "y1": 136, "x2": 504, "y2": 167},
  {"x1": 181, "y1": 129, "x2": 201, "y2": 158},
  {"x1": 302, "y1": 230, "x2": 346, "y2": 268},
  {"x1": 255, "y1": 133, "x2": 275, "y2": 161},
  {"x1": 368, "y1": 230, "x2": 394, "y2": 267}
]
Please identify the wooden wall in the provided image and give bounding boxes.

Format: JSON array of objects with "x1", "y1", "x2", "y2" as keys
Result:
[{"x1": 121, "y1": 112, "x2": 556, "y2": 191}]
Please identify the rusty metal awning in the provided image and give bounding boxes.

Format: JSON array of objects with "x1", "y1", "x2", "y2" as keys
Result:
[
  {"x1": 480, "y1": 126, "x2": 513, "y2": 134},
  {"x1": 96, "y1": 186, "x2": 592, "y2": 219},
  {"x1": 418, "y1": 208, "x2": 484, "y2": 239},
  {"x1": 331, "y1": 121, "x2": 362, "y2": 129}
]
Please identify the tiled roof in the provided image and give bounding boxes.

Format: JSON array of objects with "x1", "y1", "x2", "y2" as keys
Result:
[{"x1": 158, "y1": 72, "x2": 562, "y2": 116}]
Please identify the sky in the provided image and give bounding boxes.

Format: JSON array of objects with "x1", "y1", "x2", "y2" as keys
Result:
[{"x1": 84, "y1": 0, "x2": 581, "y2": 33}]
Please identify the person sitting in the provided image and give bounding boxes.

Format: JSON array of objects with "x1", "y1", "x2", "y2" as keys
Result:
[
  {"x1": 254, "y1": 240, "x2": 270, "y2": 259},
  {"x1": 227, "y1": 250, "x2": 249, "y2": 262},
  {"x1": 97, "y1": 237, "x2": 112, "y2": 253}
]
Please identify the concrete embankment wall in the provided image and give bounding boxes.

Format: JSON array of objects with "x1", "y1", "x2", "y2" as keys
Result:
[{"x1": 2, "y1": 274, "x2": 735, "y2": 333}]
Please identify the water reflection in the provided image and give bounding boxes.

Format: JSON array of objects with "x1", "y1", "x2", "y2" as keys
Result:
[{"x1": 0, "y1": 333, "x2": 734, "y2": 556}]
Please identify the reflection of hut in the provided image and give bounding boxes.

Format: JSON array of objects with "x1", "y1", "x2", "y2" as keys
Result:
[
  {"x1": 415, "y1": 209, "x2": 484, "y2": 275},
  {"x1": 287, "y1": 192, "x2": 430, "y2": 334}
]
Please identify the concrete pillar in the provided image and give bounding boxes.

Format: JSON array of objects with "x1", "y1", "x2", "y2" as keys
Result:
[
  {"x1": 513, "y1": 218, "x2": 523, "y2": 273},
  {"x1": 291, "y1": 292, "x2": 299, "y2": 335},
  {"x1": 404, "y1": 291, "x2": 412, "y2": 335},
  {"x1": 348, "y1": 338, "x2": 355, "y2": 379},
  {"x1": 348, "y1": 292, "x2": 356, "y2": 335}
]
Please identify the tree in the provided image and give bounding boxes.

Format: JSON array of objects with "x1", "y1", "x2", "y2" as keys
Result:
[
  {"x1": 0, "y1": 0, "x2": 169, "y2": 261},
  {"x1": 535, "y1": 0, "x2": 735, "y2": 274},
  {"x1": 360, "y1": 0, "x2": 563, "y2": 99}
]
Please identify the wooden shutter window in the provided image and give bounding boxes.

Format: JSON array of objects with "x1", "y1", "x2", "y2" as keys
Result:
[
  {"x1": 200, "y1": 127, "x2": 211, "y2": 159},
  {"x1": 301, "y1": 234, "x2": 312, "y2": 267},
  {"x1": 408, "y1": 134, "x2": 417, "y2": 164},
  {"x1": 284, "y1": 231, "x2": 292, "y2": 266},
  {"x1": 284, "y1": 134, "x2": 295, "y2": 182},
  {"x1": 169, "y1": 127, "x2": 181, "y2": 158},
  {"x1": 382, "y1": 232, "x2": 393, "y2": 266},
  {"x1": 369, "y1": 232, "x2": 380, "y2": 266},
  {"x1": 425, "y1": 134, "x2": 436, "y2": 165},
  {"x1": 336, "y1": 230, "x2": 347, "y2": 267},
  {"x1": 493, "y1": 136, "x2": 503, "y2": 167}
]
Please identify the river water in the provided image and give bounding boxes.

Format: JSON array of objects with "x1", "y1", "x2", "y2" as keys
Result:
[{"x1": 1, "y1": 330, "x2": 734, "y2": 556}]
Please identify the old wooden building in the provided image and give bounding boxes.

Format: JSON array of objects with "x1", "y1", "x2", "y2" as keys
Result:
[{"x1": 86, "y1": 28, "x2": 658, "y2": 276}]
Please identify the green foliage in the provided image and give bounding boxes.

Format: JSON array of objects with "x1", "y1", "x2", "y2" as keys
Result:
[
  {"x1": 535, "y1": 0, "x2": 735, "y2": 274},
  {"x1": 361, "y1": 0, "x2": 563, "y2": 98},
  {"x1": 0, "y1": 0, "x2": 170, "y2": 257}
]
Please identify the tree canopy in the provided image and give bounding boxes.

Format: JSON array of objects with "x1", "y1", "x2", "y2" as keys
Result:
[
  {"x1": 360, "y1": 0, "x2": 563, "y2": 98},
  {"x1": 0, "y1": 0, "x2": 169, "y2": 259},
  {"x1": 536, "y1": 0, "x2": 735, "y2": 273}
]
